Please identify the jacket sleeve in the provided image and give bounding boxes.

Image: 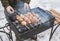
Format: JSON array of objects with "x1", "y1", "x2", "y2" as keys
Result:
[
  {"x1": 1, "y1": 0, "x2": 10, "y2": 9},
  {"x1": 24, "y1": 0, "x2": 31, "y2": 4}
]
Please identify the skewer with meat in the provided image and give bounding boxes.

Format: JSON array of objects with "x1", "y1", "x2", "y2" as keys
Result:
[
  {"x1": 28, "y1": 12, "x2": 37, "y2": 22},
  {"x1": 20, "y1": 14, "x2": 31, "y2": 24},
  {"x1": 25, "y1": 12, "x2": 39, "y2": 26},
  {"x1": 21, "y1": 21, "x2": 30, "y2": 29},
  {"x1": 24, "y1": 13, "x2": 33, "y2": 23},
  {"x1": 24, "y1": 13, "x2": 35, "y2": 28},
  {"x1": 16, "y1": 15, "x2": 23, "y2": 22},
  {"x1": 32, "y1": 12, "x2": 41, "y2": 25},
  {"x1": 16, "y1": 14, "x2": 27, "y2": 26},
  {"x1": 25, "y1": 12, "x2": 34, "y2": 23},
  {"x1": 20, "y1": 14, "x2": 30, "y2": 29},
  {"x1": 32, "y1": 12, "x2": 41, "y2": 22},
  {"x1": 28, "y1": 12, "x2": 40, "y2": 23},
  {"x1": 26, "y1": 12, "x2": 38, "y2": 23}
]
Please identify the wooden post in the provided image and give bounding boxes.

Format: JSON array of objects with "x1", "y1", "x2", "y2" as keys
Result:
[{"x1": 49, "y1": 9, "x2": 60, "y2": 24}]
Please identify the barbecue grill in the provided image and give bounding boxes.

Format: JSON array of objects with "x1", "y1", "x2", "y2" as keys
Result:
[{"x1": 7, "y1": 7, "x2": 55, "y2": 41}]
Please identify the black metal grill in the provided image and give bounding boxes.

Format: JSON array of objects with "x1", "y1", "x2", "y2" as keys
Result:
[{"x1": 8, "y1": 7, "x2": 55, "y2": 40}]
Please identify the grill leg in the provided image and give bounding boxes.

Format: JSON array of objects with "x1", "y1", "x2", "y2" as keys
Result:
[
  {"x1": 16, "y1": 38, "x2": 24, "y2": 41},
  {"x1": 16, "y1": 35, "x2": 37, "y2": 41},
  {"x1": 31, "y1": 35, "x2": 37, "y2": 41}
]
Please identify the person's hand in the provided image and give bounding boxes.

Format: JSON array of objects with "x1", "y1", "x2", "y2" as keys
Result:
[
  {"x1": 24, "y1": 3, "x2": 30, "y2": 10},
  {"x1": 6, "y1": 6, "x2": 14, "y2": 14}
]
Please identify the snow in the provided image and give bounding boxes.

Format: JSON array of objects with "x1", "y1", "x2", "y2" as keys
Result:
[{"x1": 0, "y1": 0, "x2": 60, "y2": 41}]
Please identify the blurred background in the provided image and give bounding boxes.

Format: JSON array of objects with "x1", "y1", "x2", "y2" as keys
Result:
[{"x1": 0, "y1": 0, "x2": 60, "y2": 41}]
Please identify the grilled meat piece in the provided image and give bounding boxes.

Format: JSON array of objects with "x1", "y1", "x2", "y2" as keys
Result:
[
  {"x1": 20, "y1": 14, "x2": 31, "y2": 24},
  {"x1": 26, "y1": 12, "x2": 37, "y2": 23},
  {"x1": 21, "y1": 21, "x2": 27, "y2": 26},
  {"x1": 32, "y1": 12, "x2": 41, "y2": 21},
  {"x1": 16, "y1": 15, "x2": 23, "y2": 22}
]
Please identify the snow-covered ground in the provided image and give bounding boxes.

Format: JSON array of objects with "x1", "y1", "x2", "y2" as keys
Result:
[{"x1": 0, "y1": 0, "x2": 60, "y2": 41}]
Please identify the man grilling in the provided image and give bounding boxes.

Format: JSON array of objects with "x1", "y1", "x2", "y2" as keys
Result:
[
  {"x1": 1, "y1": 0, "x2": 37, "y2": 41},
  {"x1": 1, "y1": 0, "x2": 30, "y2": 13}
]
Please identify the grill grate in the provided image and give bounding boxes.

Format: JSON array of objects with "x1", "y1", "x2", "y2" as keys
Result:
[{"x1": 7, "y1": 7, "x2": 55, "y2": 40}]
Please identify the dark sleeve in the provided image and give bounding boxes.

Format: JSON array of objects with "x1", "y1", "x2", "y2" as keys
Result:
[
  {"x1": 24, "y1": 0, "x2": 31, "y2": 4},
  {"x1": 1, "y1": 0, "x2": 10, "y2": 9}
]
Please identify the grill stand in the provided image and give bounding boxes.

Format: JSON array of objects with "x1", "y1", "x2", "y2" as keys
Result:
[
  {"x1": 10, "y1": 23, "x2": 37, "y2": 41},
  {"x1": 16, "y1": 36, "x2": 37, "y2": 41}
]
